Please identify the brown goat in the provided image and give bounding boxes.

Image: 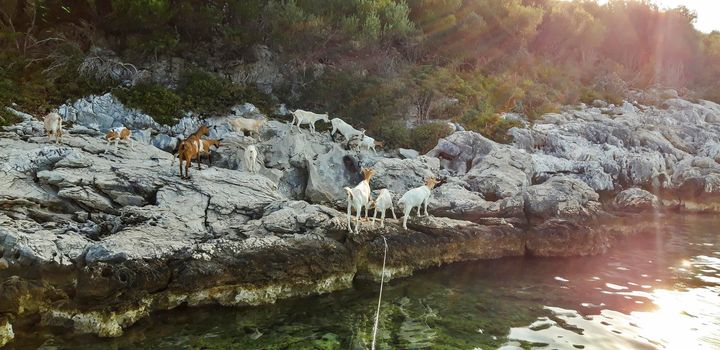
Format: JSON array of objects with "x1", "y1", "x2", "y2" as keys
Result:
[
  {"x1": 195, "y1": 138, "x2": 222, "y2": 169},
  {"x1": 176, "y1": 125, "x2": 211, "y2": 179}
]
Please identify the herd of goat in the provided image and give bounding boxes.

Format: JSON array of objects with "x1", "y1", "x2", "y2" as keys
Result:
[{"x1": 41, "y1": 109, "x2": 438, "y2": 232}]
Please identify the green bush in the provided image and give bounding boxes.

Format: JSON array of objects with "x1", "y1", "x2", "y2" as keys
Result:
[
  {"x1": 177, "y1": 70, "x2": 243, "y2": 117},
  {"x1": 408, "y1": 122, "x2": 452, "y2": 153},
  {"x1": 460, "y1": 111, "x2": 521, "y2": 144},
  {"x1": 113, "y1": 70, "x2": 273, "y2": 125},
  {"x1": 373, "y1": 119, "x2": 410, "y2": 150},
  {"x1": 0, "y1": 52, "x2": 116, "y2": 118},
  {"x1": 0, "y1": 108, "x2": 22, "y2": 127},
  {"x1": 177, "y1": 70, "x2": 274, "y2": 116},
  {"x1": 113, "y1": 83, "x2": 182, "y2": 125}
]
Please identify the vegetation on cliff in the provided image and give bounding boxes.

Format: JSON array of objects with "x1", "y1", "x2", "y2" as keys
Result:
[{"x1": 1, "y1": 0, "x2": 720, "y2": 146}]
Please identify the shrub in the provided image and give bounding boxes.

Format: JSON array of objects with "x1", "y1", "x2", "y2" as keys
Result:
[
  {"x1": 0, "y1": 50, "x2": 117, "y2": 118},
  {"x1": 113, "y1": 70, "x2": 274, "y2": 125},
  {"x1": 372, "y1": 119, "x2": 410, "y2": 150},
  {"x1": 460, "y1": 111, "x2": 521, "y2": 144},
  {"x1": 0, "y1": 108, "x2": 22, "y2": 127},
  {"x1": 408, "y1": 122, "x2": 452, "y2": 153},
  {"x1": 113, "y1": 83, "x2": 182, "y2": 125},
  {"x1": 177, "y1": 70, "x2": 243, "y2": 117},
  {"x1": 177, "y1": 70, "x2": 274, "y2": 116},
  {"x1": 700, "y1": 85, "x2": 720, "y2": 104}
]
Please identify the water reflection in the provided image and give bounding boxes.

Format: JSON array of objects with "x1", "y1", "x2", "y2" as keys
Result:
[
  {"x1": 10, "y1": 215, "x2": 720, "y2": 349},
  {"x1": 508, "y1": 215, "x2": 720, "y2": 349}
]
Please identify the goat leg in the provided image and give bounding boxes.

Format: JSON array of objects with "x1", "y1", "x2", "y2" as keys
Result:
[{"x1": 346, "y1": 202, "x2": 352, "y2": 234}]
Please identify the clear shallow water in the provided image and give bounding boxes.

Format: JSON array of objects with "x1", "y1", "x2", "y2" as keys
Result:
[{"x1": 11, "y1": 214, "x2": 720, "y2": 349}]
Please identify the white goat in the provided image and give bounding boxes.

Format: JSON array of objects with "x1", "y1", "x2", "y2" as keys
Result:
[
  {"x1": 229, "y1": 118, "x2": 266, "y2": 137},
  {"x1": 370, "y1": 189, "x2": 397, "y2": 227},
  {"x1": 398, "y1": 178, "x2": 439, "y2": 230},
  {"x1": 104, "y1": 127, "x2": 134, "y2": 154},
  {"x1": 244, "y1": 144, "x2": 258, "y2": 173},
  {"x1": 43, "y1": 112, "x2": 63, "y2": 144},
  {"x1": 291, "y1": 109, "x2": 329, "y2": 134},
  {"x1": 343, "y1": 168, "x2": 375, "y2": 234},
  {"x1": 358, "y1": 135, "x2": 383, "y2": 154},
  {"x1": 330, "y1": 118, "x2": 364, "y2": 142}
]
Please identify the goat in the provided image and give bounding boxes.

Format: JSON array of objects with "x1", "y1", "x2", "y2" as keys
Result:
[
  {"x1": 398, "y1": 178, "x2": 439, "y2": 230},
  {"x1": 291, "y1": 109, "x2": 329, "y2": 134},
  {"x1": 244, "y1": 144, "x2": 258, "y2": 173},
  {"x1": 369, "y1": 189, "x2": 397, "y2": 227},
  {"x1": 330, "y1": 118, "x2": 364, "y2": 142},
  {"x1": 175, "y1": 125, "x2": 211, "y2": 179},
  {"x1": 172, "y1": 125, "x2": 210, "y2": 165},
  {"x1": 229, "y1": 117, "x2": 266, "y2": 137},
  {"x1": 358, "y1": 135, "x2": 384, "y2": 154},
  {"x1": 343, "y1": 168, "x2": 375, "y2": 234},
  {"x1": 195, "y1": 138, "x2": 221, "y2": 169},
  {"x1": 177, "y1": 139, "x2": 200, "y2": 179},
  {"x1": 43, "y1": 112, "x2": 63, "y2": 144},
  {"x1": 346, "y1": 133, "x2": 365, "y2": 151},
  {"x1": 104, "y1": 127, "x2": 134, "y2": 154},
  {"x1": 374, "y1": 140, "x2": 385, "y2": 151}
]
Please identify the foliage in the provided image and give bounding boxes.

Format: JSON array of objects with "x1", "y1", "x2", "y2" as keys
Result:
[
  {"x1": 176, "y1": 70, "x2": 242, "y2": 117},
  {"x1": 112, "y1": 70, "x2": 274, "y2": 125},
  {"x1": 408, "y1": 122, "x2": 452, "y2": 153},
  {"x1": 0, "y1": 108, "x2": 21, "y2": 127},
  {"x1": 176, "y1": 70, "x2": 274, "y2": 117},
  {"x1": 0, "y1": 51, "x2": 115, "y2": 117},
  {"x1": 2, "y1": 0, "x2": 720, "y2": 141},
  {"x1": 460, "y1": 112, "x2": 522, "y2": 144},
  {"x1": 113, "y1": 83, "x2": 182, "y2": 125}
]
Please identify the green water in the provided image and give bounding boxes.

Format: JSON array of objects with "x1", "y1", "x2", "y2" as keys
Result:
[{"x1": 11, "y1": 215, "x2": 720, "y2": 349}]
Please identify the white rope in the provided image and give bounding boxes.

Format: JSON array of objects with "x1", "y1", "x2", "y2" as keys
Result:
[{"x1": 371, "y1": 235, "x2": 388, "y2": 350}]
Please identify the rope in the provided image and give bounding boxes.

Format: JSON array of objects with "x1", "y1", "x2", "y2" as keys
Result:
[{"x1": 371, "y1": 235, "x2": 388, "y2": 350}]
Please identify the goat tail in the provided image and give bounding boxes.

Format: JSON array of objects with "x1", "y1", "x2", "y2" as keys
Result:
[
  {"x1": 344, "y1": 187, "x2": 354, "y2": 200},
  {"x1": 173, "y1": 141, "x2": 186, "y2": 164}
]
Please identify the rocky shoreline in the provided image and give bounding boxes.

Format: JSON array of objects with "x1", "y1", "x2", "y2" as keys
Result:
[{"x1": 1, "y1": 94, "x2": 720, "y2": 346}]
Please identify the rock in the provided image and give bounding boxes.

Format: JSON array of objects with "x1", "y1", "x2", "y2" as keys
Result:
[
  {"x1": 0, "y1": 319, "x2": 13, "y2": 348},
  {"x1": 500, "y1": 112, "x2": 527, "y2": 125},
  {"x1": 524, "y1": 176, "x2": 601, "y2": 224},
  {"x1": 592, "y1": 99, "x2": 608, "y2": 108},
  {"x1": 463, "y1": 147, "x2": 533, "y2": 200},
  {"x1": 132, "y1": 128, "x2": 153, "y2": 145},
  {"x1": 613, "y1": 188, "x2": 660, "y2": 212},
  {"x1": 152, "y1": 133, "x2": 179, "y2": 153},
  {"x1": 429, "y1": 181, "x2": 525, "y2": 224},
  {"x1": 427, "y1": 131, "x2": 495, "y2": 174},
  {"x1": 4, "y1": 93, "x2": 720, "y2": 345},
  {"x1": 354, "y1": 216, "x2": 526, "y2": 281},
  {"x1": 369, "y1": 156, "x2": 441, "y2": 201},
  {"x1": 621, "y1": 101, "x2": 637, "y2": 114},
  {"x1": 398, "y1": 148, "x2": 420, "y2": 159},
  {"x1": 59, "y1": 93, "x2": 161, "y2": 131},
  {"x1": 255, "y1": 201, "x2": 343, "y2": 235},
  {"x1": 532, "y1": 153, "x2": 613, "y2": 192},
  {"x1": 526, "y1": 219, "x2": 612, "y2": 257},
  {"x1": 226, "y1": 45, "x2": 283, "y2": 94}
]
